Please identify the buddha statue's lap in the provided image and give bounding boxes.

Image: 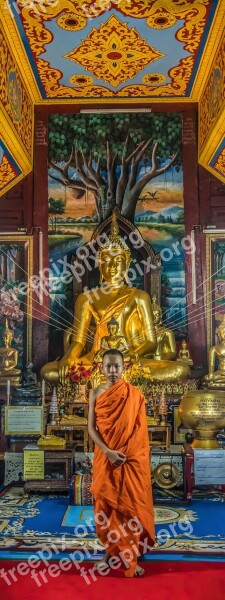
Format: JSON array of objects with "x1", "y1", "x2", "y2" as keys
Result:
[
  {"x1": 0, "y1": 319, "x2": 21, "y2": 385},
  {"x1": 41, "y1": 213, "x2": 190, "y2": 384},
  {"x1": 204, "y1": 316, "x2": 225, "y2": 386}
]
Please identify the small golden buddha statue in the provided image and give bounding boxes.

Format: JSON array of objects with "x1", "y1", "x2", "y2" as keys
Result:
[
  {"x1": 60, "y1": 413, "x2": 87, "y2": 425},
  {"x1": 93, "y1": 317, "x2": 130, "y2": 362},
  {"x1": 41, "y1": 212, "x2": 190, "y2": 384},
  {"x1": 0, "y1": 319, "x2": 21, "y2": 385},
  {"x1": 204, "y1": 316, "x2": 225, "y2": 386},
  {"x1": 177, "y1": 340, "x2": 193, "y2": 367},
  {"x1": 37, "y1": 434, "x2": 66, "y2": 447}
]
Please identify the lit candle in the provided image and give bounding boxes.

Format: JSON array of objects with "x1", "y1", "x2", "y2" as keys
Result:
[{"x1": 6, "y1": 379, "x2": 10, "y2": 405}]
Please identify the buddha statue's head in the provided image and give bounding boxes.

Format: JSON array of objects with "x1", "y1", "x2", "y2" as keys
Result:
[
  {"x1": 107, "y1": 317, "x2": 119, "y2": 337},
  {"x1": 2, "y1": 319, "x2": 13, "y2": 347},
  {"x1": 181, "y1": 340, "x2": 187, "y2": 350},
  {"x1": 98, "y1": 212, "x2": 131, "y2": 285}
]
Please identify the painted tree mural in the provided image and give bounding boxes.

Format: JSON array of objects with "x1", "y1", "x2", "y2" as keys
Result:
[{"x1": 48, "y1": 113, "x2": 182, "y2": 222}]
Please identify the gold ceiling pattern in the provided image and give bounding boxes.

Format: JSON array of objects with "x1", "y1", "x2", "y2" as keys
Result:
[
  {"x1": 64, "y1": 15, "x2": 165, "y2": 87},
  {"x1": 5, "y1": 0, "x2": 215, "y2": 99},
  {"x1": 0, "y1": 0, "x2": 225, "y2": 193}
]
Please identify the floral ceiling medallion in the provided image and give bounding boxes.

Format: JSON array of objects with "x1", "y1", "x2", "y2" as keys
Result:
[{"x1": 64, "y1": 15, "x2": 165, "y2": 87}]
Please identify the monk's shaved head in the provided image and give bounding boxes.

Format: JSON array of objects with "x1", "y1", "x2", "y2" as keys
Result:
[
  {"x1": 101, "y1": 349, "x2": 124, "y2": 384},
  {"x1": 102, "y1": 349, "x2": 124, "y2": 363}
]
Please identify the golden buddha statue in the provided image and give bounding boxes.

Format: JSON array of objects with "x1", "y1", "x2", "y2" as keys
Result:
[
  {"x1": 0, "y1": 319, "x2": 21, "y2": 385},
  {"x1": 60, "y1": 413, "x2": 87, "y2": 425},
  {"x1": 41, "y1": 212, "x2": 190, "y2": 384},
  {"x1": 93, "y1": 317, "x2": 130, "y2": 362},
  {"x1": 204, "y1": 316, "x2": 225, "y2": 386},
  {"x1": 177, "y1": 340, "x2": 193, "y2": 367}
]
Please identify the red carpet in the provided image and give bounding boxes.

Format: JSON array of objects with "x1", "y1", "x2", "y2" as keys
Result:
[{"x1": 1, "y1": 561, "x2": 225, "y2": 600}]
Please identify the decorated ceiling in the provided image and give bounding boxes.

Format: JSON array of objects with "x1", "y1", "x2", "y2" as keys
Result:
[
  {"x1": 4, "y1": 0, "x2": 218, "y2": 99},
  {"x1": 0, "y1": 0, "x2": 224, "y2": 194}
]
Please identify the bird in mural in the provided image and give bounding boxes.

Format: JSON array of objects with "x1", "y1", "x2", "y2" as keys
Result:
[{"x1": 139, "y1": 191, "x2": 160, "y2": 203}]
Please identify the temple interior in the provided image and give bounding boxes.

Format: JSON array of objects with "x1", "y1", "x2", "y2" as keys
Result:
[{"x1": 0, "y1": 0, "x2": 225, "y2": 592}]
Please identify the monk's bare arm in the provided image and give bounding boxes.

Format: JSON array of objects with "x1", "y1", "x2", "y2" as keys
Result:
[
  {"x1": 88, "y1": 389, "x2": 127, "y2": 465},
  {"x1": 88, "y1": 390, "x2": 109, "y2": 455}
]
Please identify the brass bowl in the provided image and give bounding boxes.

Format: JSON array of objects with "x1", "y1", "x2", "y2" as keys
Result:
[{"x1": 179, "y1": 390, "x2": 225, "y2": 448}]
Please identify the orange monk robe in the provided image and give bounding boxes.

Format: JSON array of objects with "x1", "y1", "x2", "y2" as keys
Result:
[{"x1": 90, "y1": 378, "x2": 155, "y2": 577}]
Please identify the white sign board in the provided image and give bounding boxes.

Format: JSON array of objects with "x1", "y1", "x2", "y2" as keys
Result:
[
  {"x1": 194, "y1": 449, "x2": 225, "y2": 485},
  {"x1": 5, "y1": 407, "x2": 43, "y2": 435}
]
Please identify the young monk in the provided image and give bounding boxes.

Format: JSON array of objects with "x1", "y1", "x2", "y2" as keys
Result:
[{"x1": 88, "y1": 348, "x2": 155, "y2": 578}]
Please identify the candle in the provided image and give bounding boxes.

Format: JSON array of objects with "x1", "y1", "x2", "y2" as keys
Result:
[
  {"x1": 41, "y1": 379, "x2": 45, "y2": 406},
  {"x1": 6, "y1": 379, "x2": 10, "y2": 405},
  {"x1": 41, "y1": 379, "x2": 45, "y2": 396}
]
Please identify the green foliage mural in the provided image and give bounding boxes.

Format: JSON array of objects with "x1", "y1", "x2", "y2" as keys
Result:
[{"x1": 48, "y1": 113, "x2": 182, "y2": 222}]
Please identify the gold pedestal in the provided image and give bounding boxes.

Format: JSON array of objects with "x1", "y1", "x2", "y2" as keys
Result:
[
  {"x1": 0, "y1": 377, "x2": 20, "y2": 387},
  {"x1": 192, "y1": 431, "x2": 221, "y2": 449}
]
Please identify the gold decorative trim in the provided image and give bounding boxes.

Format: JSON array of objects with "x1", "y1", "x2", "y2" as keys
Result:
[
  {"x1": 34, "y1": 97, "x2": 195, "y2": 106},
  {"x1": 0, "y1": 2, "x2": 41, "y2": 104},
  {"x1": 205, "y1": 233, "x2": 212, "y2": 351},
  {"x1": 0, "y1": 172, "x2": 24, "y2": 197},
  {"x1": 205, "y1": 233, "x2": 225, "y2": 350},
  {"x1": 0, "y1": 235, "x2": 33, "y2": 362},
  {"x1": 26, "y1": 235, "x2": 33, "y2": 362},
  {"x1": 0, "y1": 106, "x2": 32, "y2": 174},
  {"x1": 201, "y1": 163, "x2": 225, "y2": 185},
  {"x1": 191, "y1": 0, "x2": 225, "y2": 101},
  {"x1": 0, "y1": 520, "x2": 9, "y2": 532},
  {"x1": 199, "y1": 106, "x2": 225, "y2": 161}
]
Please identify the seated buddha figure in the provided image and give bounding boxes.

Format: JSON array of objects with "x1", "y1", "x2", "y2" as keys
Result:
[
  {"x1": 177, "y1": 340, "x2": 193, "y2": 367},
  {"x1": 0, "y1": 319, "x2": 21, "y2": 385},
  {"x1": 41, "y1": 212, "x2": 190, "y2": 384},
  {"x1": 204, "y1": 316, "x2": 225, "y2": 385},
  {"x1": 94, "y1": 317, "x2": 130, "y2": 363}
]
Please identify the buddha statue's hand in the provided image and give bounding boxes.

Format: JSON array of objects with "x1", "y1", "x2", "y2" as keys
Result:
[
  {"x1": 205, "y1": 373, "x2": 214, "y2": 382},
  {"x1": 58, "y1": 356, "x2": 76, "y2": 384}
]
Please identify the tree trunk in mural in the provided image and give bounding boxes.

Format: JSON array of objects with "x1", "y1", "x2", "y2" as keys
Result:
[{"x1": 49, "y1": 140, "x2": 178, "y2": 223}]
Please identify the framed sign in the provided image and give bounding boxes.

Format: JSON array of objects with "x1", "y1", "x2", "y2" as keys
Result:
[
  {"x1": 0, "y1": 235, "x2": 33, "y2": 366},
  {"x1": 24, "y1": 448, "x2": 44, "y2": 480},
  {"x1": 5, "y1": 406, "x2": 43, "y2": 435},
  {"x1": 172, "y1": 406, "x2": 189, "y2": 444},
  {"x1": 194, "y1": 449, "x2": 225, "y2": 485},
  {"x1": 205, "y1": 233, "x2": 225, "y2": 349}
]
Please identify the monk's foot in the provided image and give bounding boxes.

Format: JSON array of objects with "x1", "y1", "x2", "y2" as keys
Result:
[{"x1": 134, "y1": 565, "x2": 145, "y2": 577}]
